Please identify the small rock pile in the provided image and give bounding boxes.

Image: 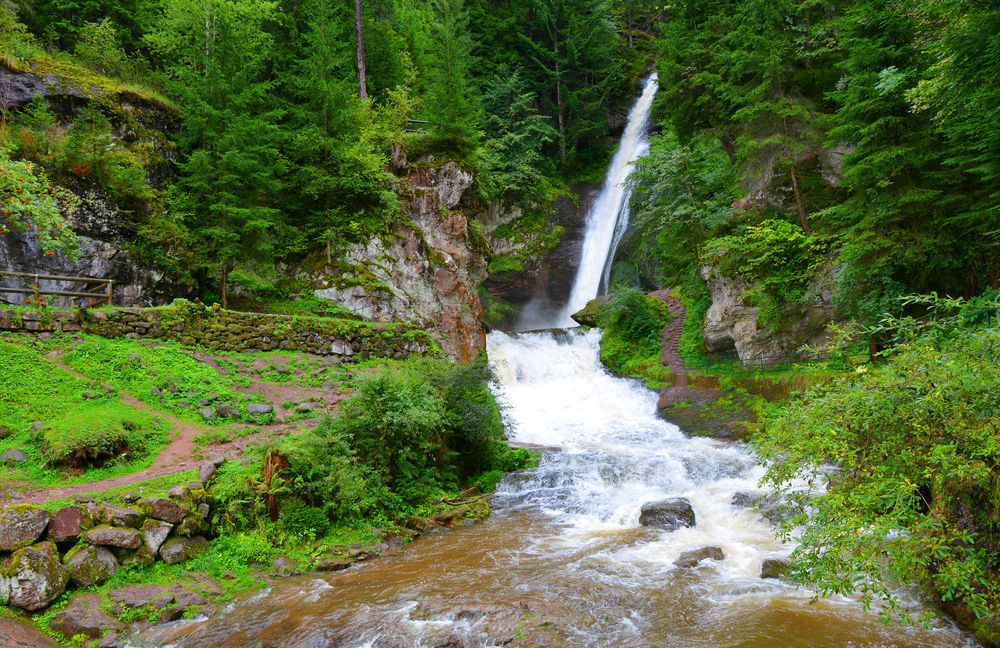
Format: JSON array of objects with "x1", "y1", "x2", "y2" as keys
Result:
[{"x1": 0, "y1": 460, "x2": 221, "y2": 612}]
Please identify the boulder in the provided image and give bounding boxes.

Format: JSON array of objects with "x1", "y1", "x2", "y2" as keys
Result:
[
  {"x1": 315, "y1": 558, "x2": 353, "y2": 572},
  {"x1": 175, "y1": 509, "x2": 208, "y2": 537},
  {"x1": 674, "y1": 546, "x2": 724, "y2": 568},
  {"x1": 198, "y1": 406, "x2": 216, "y2": 421},
  {"x1": 0, "y1": 544, "x2": 69, "y2": 611},
  {"x1": 118, "y1": 543, "x2": 157, "y2": 567},
  {"x1": 0, "y1": 424, "x2": 11, "y2": 440},
  {"x1": 198, "y1": 461, "x2": 218, "y2": 484},
  {"x1": 761, "y1": 558, "x2": 790, "y2": 579},
  {"x1": 108, "y1": 584, "x2": 171, "y2": 611},
  {"x1": 0, "y1": 448, "x2": 29, "y2": 463},
  {"x1": 0, "y1": 505, "x2": 51, "y2": 551},
  {"x1": 0, "y1": 616, "x2": 59, "y2": 647},
  {"x1": 51, "y1": 593, "x2": 125, "y2": 639},
  {"x1": 141, "y1": 518, "x2": 174, "y2": 555},
  {"x1": 64, "y1": 545, "x2": 119, "y2": 587},
  {"x1": 159, "y1": 536, "x2": 208, "y2": 564},
  {"x1": 639, "y1": 498, "x2": 696, "y2": 531},
  {"x1": 100, "y1": 505, "x2": 144, "y2": 528},
  {"x1": 47, "y1": 506, "x2": 89, "y2": 543},
  {"x1": 246, "y1": 403, "x2": 273, "y2": 414},
  {"x1": 215, "y1": 404, "x2": 240, "y2": 418},
  {"x1": 731, "y1": 492, "x2": 791, "y2": 525},
  {"x1": 143, "y1": 497, "x2": 189, "y2": 524},
  {"x1": 84, "y1": 526, "x2": 142, "y2": 549}
]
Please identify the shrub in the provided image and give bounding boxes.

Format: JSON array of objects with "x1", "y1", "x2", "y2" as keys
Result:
[
  {"x1": 756, "y1": 326, "x2": 1000, "y2": 622},
  {"x1": 278, "y1": 499, "x2": 331, "y2": 539},
  {"x1": 42, "y1": 405, "x2": 165, "y2": 467}
]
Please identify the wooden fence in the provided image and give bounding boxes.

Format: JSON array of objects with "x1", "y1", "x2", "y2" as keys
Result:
[{"x1": 0, "y1": 271, "x2": 113, "y2": 307}]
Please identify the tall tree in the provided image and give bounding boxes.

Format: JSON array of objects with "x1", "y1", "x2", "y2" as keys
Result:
[{"x1": 147, "y1": 0, "x2": 285, "y2": 306}]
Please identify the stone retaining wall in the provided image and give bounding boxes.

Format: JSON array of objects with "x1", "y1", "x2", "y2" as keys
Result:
[
  {"x1": 0, "y1": 463, "x2": 220, "y2": 612},
  {"x1": 0, "y1": 299, "x2": 436, "y2": 359}
]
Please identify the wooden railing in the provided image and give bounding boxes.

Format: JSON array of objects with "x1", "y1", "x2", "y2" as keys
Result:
[{"x1": 0, "y1": 271, "x2": 113, "y2": 307}]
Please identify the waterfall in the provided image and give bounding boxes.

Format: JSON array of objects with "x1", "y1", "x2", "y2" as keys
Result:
[{"x1": 540, "y1": 74, "x2": 658, "y2": 330}]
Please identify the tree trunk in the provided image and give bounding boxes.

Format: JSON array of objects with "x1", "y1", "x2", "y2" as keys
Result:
[
  {"x1": 355, "y1": 0, "x2": 367, "y2": 99},
  {"x1": 789, "y1": 162, "x2": 810, "y2": 234},
  {"x1": 220, "y1": 262, "x2": 229, "y2": 309}
]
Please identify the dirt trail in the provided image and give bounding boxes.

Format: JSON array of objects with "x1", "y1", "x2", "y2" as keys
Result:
[
  {"x1": 649, "y1": 290, "x2": 688, "y2": 387},
  {"x1": 7, "y1": 354, "x2": 285, "y2": 505}
]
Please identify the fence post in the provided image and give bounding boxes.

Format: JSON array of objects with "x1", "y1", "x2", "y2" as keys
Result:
[{"x1": 105, "y1": 279, "x2": 113, "y2": 306}]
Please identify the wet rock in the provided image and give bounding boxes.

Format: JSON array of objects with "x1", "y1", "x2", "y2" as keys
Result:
[
  {"x1": 100, "y1": 505, "x2": 144, "y2": 528},
  {"x1": 143, "y1": 497, "x2": 189, "y2": 524},
  {"x1": 121, "y1": 493, "x2": 141, "y2": 504},
  {"x1": 51, "y1": 593, "x2": 126, "y2": 640},
  {"x1": 48, "y1": 506, "x2": 89, "y2": 543},
  {"x1": 84, "y1": 526, "x2": 142, "y2": 549},
  {"x1": 731, "y1": 492, "x2": 791, "y2": 525},
  {"x1": 159, "y1": 536, "x2": 208, "y2": 564},
  {"x1": 761, "y1": 558, "x2": 790, "y2": 579},
  {"x1": 271, "y1": 556, "x2": 299, "y2": 577},
  {"x1": 656, "y1": 385, "x2": 755, "y2": 441},
  {"x1": 0, "y1": 505, "x2": 51, "y2": 551},
  {"x1": 64, "y1": 545, "x2": 119, "y2": 587},
  {"x1": 141, "y1": 519, "x2": 173, "y2": 555},
  {"x1": 186, "y1": 572, "x2": 224, "y2": 596},
  {"x1": 674, "y1": 546, "x2": 725, "y2": 568},
  {"x1": 639, "y1": 498, "x2": 696, "y2": 531},
  {"x1": 0, "y1": 616, "x2": 60, "y2": 647},
  {"x1": 246, "y1": 403, "x2": 273, "y2": 414},
  {"x1": 215, "y1": 404, "x2": 240, "y2": 418},
  {"x1": 0, "y1": 448, "x2": 29, "y2": 463},
  {"x1": 118, "y1": 543, "x2": 157, "y2": 567},
  {"x1": 0, "y1": 544, "x2": 69, "y2": 611},
  {"x1": 315, "y1": 558, "x2": 352, "y2": 572},
  {"x1": 731, "y1": 492, "x2": 757, "y2": 509}
]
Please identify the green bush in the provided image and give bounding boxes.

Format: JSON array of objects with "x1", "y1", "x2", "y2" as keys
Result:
[
  {"x1": 756, "y1": 326, "x2": 1000, "y2": 623},
  {"x1": 42, "y1": 404, "x2": 166, "y2": 467},
  {"x1": 597, "y1": 289, "x2": 673, "y2": 388},
  {"x1": 278, "y1": 499, "x2": 331, "y2": 539}
]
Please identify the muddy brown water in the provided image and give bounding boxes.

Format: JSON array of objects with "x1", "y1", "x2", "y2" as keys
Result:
[{"x1": 133, "y1": 331, "x2": 976, "y2": 647}]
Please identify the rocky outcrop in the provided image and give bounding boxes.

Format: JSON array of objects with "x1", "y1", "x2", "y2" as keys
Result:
[
  {"x1": 701, "y1": 262, "x2": 838, "y2": 362},
  {"x1": 50, "y1": 593, "x2": 126, "y2": 640},
  {"x1": 639, "y1": 498, "x2": 696, "y2": 531},
  {"x1": 312, "y1": 162, "x2": 485, "y2": 360}
]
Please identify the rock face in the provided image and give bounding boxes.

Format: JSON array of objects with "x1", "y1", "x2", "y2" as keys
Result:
[
  {"x1": 0, "y1": 544, "x2": 70, "y2": 611},
  {"x1": 0, "y1": 616, "x2": 59, "y2": 648},
  {"x1": 0, "y1": 505, "x2": 51, "y2": 552},
  {"x1": 700, "y1": 262, "x2": 838, "y2": 362},
  {"x1": 313, "y1": 161, "x2": 487, "y2": 361},
  {"x1": 639, "y1": 498, "x2": 696, "y2": 531}
]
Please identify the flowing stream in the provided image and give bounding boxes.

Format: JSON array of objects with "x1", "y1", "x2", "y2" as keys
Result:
[{"x1": 134, "y1": 78, "x2": 976, "y2": 648}]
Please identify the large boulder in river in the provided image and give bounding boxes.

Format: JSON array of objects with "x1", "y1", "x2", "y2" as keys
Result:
[
  {"x1": 64, "y1": 545, "x2": 119, "y2": 587},
  {"x1": 674, "y1": 546, "x2": 724, "y2": 568},
  {"x1": 0, "y1": 543, "x2": 69, "y2": 611},
  {"x1": 761, "y1": 558, "x2": 790, "y2": 579},
  {"x1": 0, "y1": 505, "x2": 51, "y2": 551},
  {"x1": 639, "y1": 498, "x2": 696, "y2": 531}
]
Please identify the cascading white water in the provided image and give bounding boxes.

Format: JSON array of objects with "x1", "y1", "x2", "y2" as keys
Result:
[{"x1": 548, "y1": 74, "x2": 658, "y2": 328}]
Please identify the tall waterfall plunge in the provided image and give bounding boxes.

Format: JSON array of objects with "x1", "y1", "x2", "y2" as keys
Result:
[{"x1": 522, "y1": 74, "x2": 658, "y2": 331}]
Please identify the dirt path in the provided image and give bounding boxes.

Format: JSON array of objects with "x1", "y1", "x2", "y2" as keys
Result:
[
  {"x1": 649, "y1": 290, "x2": 689, "y2": 387},
  {"x1": 7, "y1": 354, "x2": 285, "y2": 505}
]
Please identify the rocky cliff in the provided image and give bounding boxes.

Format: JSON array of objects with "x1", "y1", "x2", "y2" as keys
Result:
[
  {"x1": 312, "y1": 162, "x2": 487, "y2": 361},
  {"x1": 701, "y1": 262, "x2": 838, "y2": 361}
]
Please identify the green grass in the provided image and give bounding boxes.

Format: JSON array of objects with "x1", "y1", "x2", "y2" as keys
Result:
[
  {"x1": 61, "y1": 336, "x2": 273, "y2": 425},
  {"x1": 0, "y1": 337, "x2": 170, "y2": 487},
  {"x1": 38, "y1": 470, "x2": 199, "y2": 512}
]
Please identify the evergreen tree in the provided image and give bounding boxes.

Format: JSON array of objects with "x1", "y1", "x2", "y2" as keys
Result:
[
  {"x1": 424, "y1": 0, "x2": 479, "y2": 155},
  {"x1": 147, "y1": 0, "x2": 285, "y2": 306}
]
